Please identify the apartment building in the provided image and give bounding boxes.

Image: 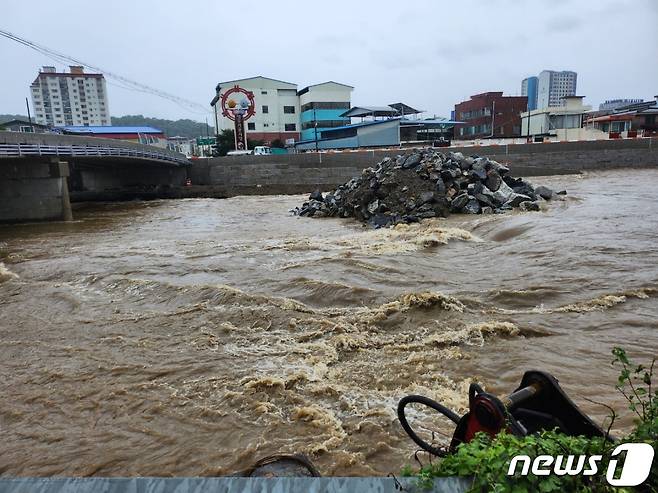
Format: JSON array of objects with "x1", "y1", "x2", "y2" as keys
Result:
[
  {"x1": 537, "y1": 70, "x2": 577, "y2": 109},
  {"x1": 30, "y1": 66, "x2": 110, "y2": 127},
  {"x1": 521, "y1": 76, "x2": 538, "y2": 111}
]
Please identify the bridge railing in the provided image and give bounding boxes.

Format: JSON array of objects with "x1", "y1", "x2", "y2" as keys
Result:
[{"x1": 0, "y1": 142, "x2": 190, "y2": 165}]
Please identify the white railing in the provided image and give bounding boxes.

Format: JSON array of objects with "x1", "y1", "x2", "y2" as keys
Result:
[{"x1": 0, "y1": 143, "x2": 189, "y2": 165}]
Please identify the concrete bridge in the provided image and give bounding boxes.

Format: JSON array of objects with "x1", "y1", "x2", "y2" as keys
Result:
[{"x1": 0, "y1": 131, "x2": 189, "y2": 223}]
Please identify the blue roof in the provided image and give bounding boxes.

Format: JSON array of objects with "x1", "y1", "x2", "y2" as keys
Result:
[
  {"x1": 400, "y1": 118, "x2": 462, "y2": 126},
  {"x1": 323, "y1": 118, "x2": 401, "y2": 133},
  {"x1": 294, "y1": 119, "x2": 400, "y2": 146},
  {"x1": 61, "y1": 126, "x2": 163, "y2": 134}
]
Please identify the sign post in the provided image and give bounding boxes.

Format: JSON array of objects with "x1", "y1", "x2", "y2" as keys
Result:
[{"x1": 220, "y1": 85, "x2": 255, "y2": 152}]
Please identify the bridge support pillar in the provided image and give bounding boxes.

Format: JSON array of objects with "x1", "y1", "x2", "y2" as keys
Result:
[
  {"x1": 0, "y1": 157, "x2": 73, "y2": 224},
  {"x1": 50, "y1": 159, "x2": 73, "y2": 222}
]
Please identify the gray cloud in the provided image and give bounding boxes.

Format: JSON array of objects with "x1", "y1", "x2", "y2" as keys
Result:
[
  {"x1": 1, "y1": 0, "x2": 656, "y2": 120},
  {"x1": 545, "y1": 15, "x2": 583, "y2": 33}
]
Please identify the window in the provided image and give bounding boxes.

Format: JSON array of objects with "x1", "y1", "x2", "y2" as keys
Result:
[
  {"x1": 262, "y1": 105, "x2": 269, "y2": 114},
  {"x1": 300, "y1": 101, "x2": 350, "y2": 112},
  {"x1": 261, "y1": 90, "x2": 267, "y2": 95},
  {"x1": 301, "y1": 120, "x2": 348, "y2": 130},
  {"x1": 284, "y1": 123, "x2": 296, "y2": 131},
  {"x1": 283, "y1": 106, "x2": 295, "y2": 114},
  {"x1": 247, "y1": 122, "x2": 255, "y2": 130}
]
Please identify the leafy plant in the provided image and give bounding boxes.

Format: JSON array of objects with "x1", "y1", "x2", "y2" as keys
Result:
[
  {"x1": 414, "y1": 431, "x2": 613, "y2": 492},
  {"x1": 401, "y1": 348, "x2": 657, "y2": 492},
  {"x1": 612, "y1": 347, "x2": 657, "y2": 489}
]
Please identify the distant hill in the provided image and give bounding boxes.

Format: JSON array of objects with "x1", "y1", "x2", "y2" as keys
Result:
[
  {"x1": 0, "y1": 114, "x2": 29, "y2": 124},
  {"x1": 1, "y1": 114, "x2": 214, "y2": 139},
  {"x1": 111, "y1": 115, "x2": 214, "y2": 139}
]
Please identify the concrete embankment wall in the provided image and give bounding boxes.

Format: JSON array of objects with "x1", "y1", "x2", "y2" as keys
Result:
[{"x1": 187, "y1": 138, "x2": 658, "y2": 196}]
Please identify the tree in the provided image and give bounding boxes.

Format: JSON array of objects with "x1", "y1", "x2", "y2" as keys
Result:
[
  {"x1": 214, "y1": 129, "x2": 267, "y2": 156},
  {"x1": 270, "y1": 138, "x2": 286, "y2": 149},
  {"x1": 111, "y1": 115, "x2": 213, "y2": 139},
  {"x1": 216, "y1": 129, "x2": 235, "y2": 156}
]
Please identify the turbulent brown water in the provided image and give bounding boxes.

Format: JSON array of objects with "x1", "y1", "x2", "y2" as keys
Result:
[{"x1": 1, "y1": 168, "x2": 657, "y2": 477}]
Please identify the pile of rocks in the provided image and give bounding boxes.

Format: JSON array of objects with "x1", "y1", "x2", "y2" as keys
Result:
[{"x1": 293, "y1": 149, "x2": 564, "y2": 228}]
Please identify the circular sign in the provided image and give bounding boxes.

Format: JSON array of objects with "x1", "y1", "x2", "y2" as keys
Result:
[{"x1": 220, "y1": 85, "x2": 256, "y2": 121}]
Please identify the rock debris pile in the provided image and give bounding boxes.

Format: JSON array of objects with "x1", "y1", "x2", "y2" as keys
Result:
[{"x1": 293, "y1": 149, "x2": 565, "y2": 228}]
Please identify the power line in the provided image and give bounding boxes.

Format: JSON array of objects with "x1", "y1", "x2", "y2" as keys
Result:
[{"x1": 0, "y1": 28, "x2": 211, "y2": 116}]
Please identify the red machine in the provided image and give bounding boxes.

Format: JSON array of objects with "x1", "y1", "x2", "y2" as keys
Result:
[{"x1": 398, "y1": 371, "x2": 610, "y2": 457}]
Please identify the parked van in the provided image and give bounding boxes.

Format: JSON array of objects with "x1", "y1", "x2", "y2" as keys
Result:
[{"x1": 253, "y1": 146, "x2": 272, "y2": 156}]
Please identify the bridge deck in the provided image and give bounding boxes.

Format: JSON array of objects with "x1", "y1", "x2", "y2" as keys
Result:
[{"x1": 0, "y1": 131, "x2": 189, "y2": 166}]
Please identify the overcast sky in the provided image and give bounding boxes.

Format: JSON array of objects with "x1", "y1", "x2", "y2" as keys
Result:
[{"x1": 2, "y1": 0, "x2": 657, "y2": 123}]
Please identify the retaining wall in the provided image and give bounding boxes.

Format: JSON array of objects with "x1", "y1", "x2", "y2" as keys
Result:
[{"x1": 188, "y1": 138, "x2": 658, "y2": 196}]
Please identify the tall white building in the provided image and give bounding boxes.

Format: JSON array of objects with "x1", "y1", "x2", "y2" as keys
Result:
[
  {"x1": 30, "y1": 66, "x2": 111, "y2": 127},
  {"x1": 537, "y1": 70, "x2": 577, "y2": 109}
]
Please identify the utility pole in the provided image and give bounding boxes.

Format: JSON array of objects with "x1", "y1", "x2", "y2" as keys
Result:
[
  {"x1": 314, "y1": 106, "x2": 318, "y2": 152},
  {"x1": 489, "y1": 100, "x2": 496, "y2": 138},
  {"x1": 526, "y1": 102, "x2": 531, "y2": 143},
  {"x1": 25, "y1": 97, "x2": 34, "y2": 132},
  {"x1": 210, "y1": 93, "x2": 221, "y2": 156}
]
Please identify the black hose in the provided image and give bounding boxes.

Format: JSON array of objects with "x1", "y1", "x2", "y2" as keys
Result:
[{"x1": 397, "y1": 395, "x2": 461, "y2": 457}]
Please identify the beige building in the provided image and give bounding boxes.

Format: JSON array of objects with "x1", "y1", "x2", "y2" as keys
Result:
[
  {"x1": 520, "y1": 96, "x2": 604, "y2": 140},
  {"x1": 213, "y1": 76, "x2": 300, "y2": 142}
]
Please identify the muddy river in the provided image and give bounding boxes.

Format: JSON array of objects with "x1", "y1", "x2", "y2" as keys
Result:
[{"x1": 1, "y1": 168, "x2": 657, "y2": 476}]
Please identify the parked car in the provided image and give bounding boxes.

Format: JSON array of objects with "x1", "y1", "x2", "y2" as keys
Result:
[{"x1": 253, "y1": 146, "x2": 272, "y2": 155}]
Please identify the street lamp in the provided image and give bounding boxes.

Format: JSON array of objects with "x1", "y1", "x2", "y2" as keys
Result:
[{"x1": 210, "y1": 93, "x2": 220, "y2": 156}]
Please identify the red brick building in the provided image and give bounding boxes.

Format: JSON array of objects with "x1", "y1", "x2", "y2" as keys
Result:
[{"x1": 454, "y1": 92, "x2": 527, "y2": 139}]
